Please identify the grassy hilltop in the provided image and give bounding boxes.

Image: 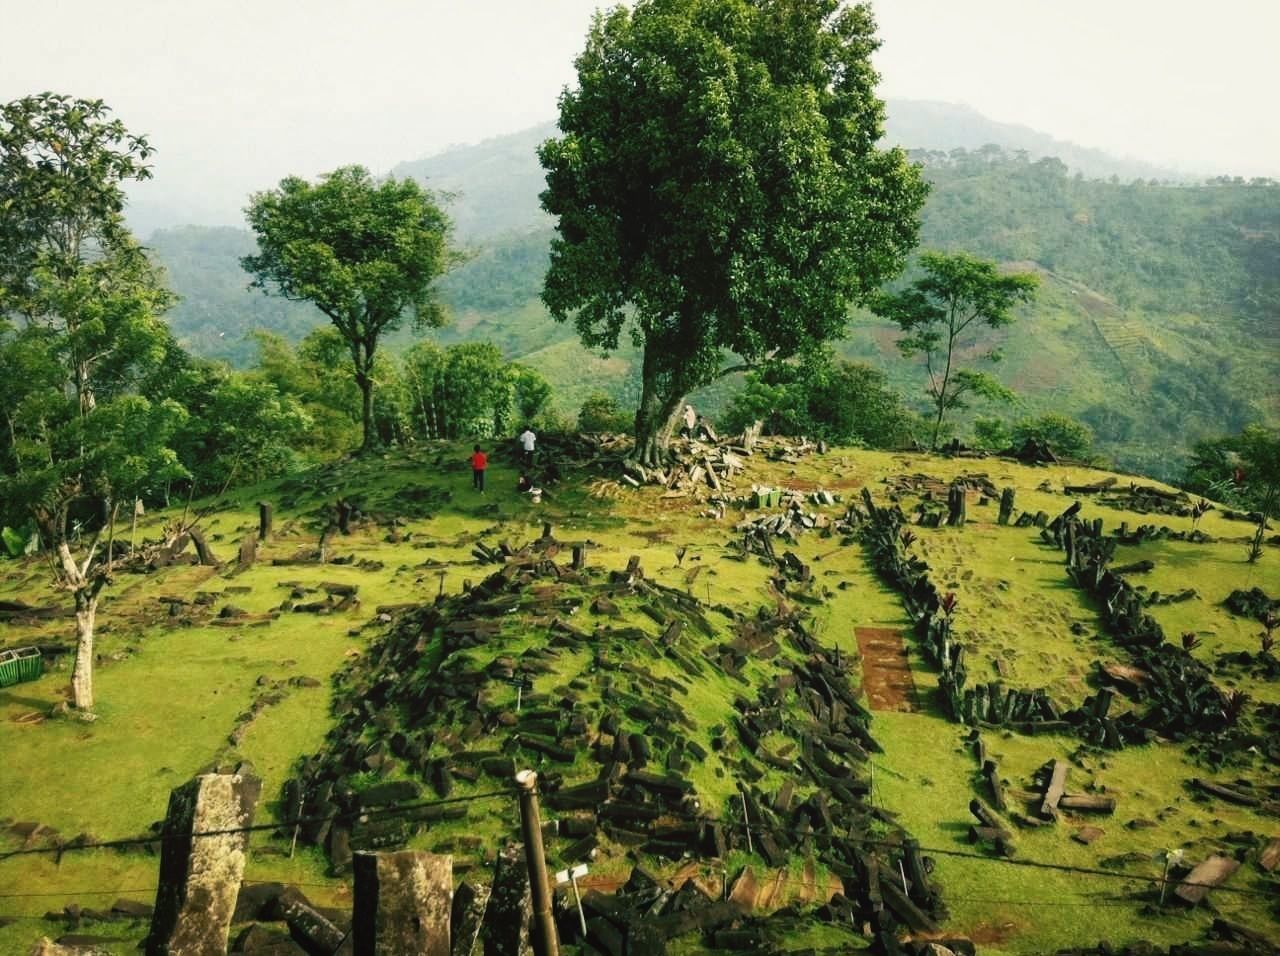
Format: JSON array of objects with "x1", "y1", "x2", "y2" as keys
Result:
[{"x1": 1, "y1": 442, "x2": 1278, "y2": 954}]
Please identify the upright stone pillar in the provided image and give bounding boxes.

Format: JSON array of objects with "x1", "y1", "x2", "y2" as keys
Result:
[
  {"x1": 353, "y1": 851, "x2": 452, "y2": 956},
  {"x1": 946, "y1": 483, "x2": 967, "y2": 527},
  {"x1": 451, "y1": 882, "x2": 491, "y2": 956},
  {"x1": 483, "y1": 843, "x2": 532, "y2": 956},
  {"x1": 998, "y1": 487, "x2": 1015, "y2": 526},
  {"x1": 146, "y1": 772, "x2": 261, "y2": 955}
]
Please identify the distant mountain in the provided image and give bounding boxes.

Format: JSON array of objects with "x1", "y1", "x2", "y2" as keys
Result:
[
  {"x1": 882, "y1": 100, "x2": 1191, "y2": 183},
  {"x1": 143, "y1": 103, "x2": 1277, "y2": 479},
  {"x1": 388, "y1": 123, "x2": 557, "y2": 242},
  {"x1": 148, "y1": 226, "x2": 320, "y2": 364},
  {"x1": 386, "y1": 100, "x2": 1195, "y2": 243}
]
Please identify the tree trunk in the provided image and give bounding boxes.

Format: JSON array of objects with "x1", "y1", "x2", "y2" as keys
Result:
[
  {"x1": 1250, "y1": 485, "x2": 1276, "y2": 563},
  {"x1": 634, "y1": 359, "x2": 684, "y2": 467},
  {"x1": 71, "y1": 589, "x2": 97, "y2": 711},
  {"x1": 930, "y1": 401, "x2": 946, "y2": 452},
  {"x1": 357, "y1": 372, "x2": 375, "y2": 453}
]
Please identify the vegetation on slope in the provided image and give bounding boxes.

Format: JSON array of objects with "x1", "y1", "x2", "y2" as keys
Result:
[
  {"x1": 147, "y1": 145, "x2": 1279, "y2": 479},
  {"x1": 3, "y1": 442, "x2": 1279, "y2": 953}
]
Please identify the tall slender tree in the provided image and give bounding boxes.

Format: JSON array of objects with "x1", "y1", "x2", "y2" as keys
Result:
[
  {"x1": 539, "y1": 0, "x2": 928, "y2": 463},
  {"x1": 870, "y1": 251, "x2": 1039, "y2": 449},
  {"x1": 242, "y1": 166, "x2": 456, "y2": 452},
  {"x1": 0, "y1": 94, "x2": 183, "y2": 711}
]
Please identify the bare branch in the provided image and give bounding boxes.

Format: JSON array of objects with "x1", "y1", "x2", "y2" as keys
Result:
[{"x1": 77, "y1": 523, "x2": 106, "y2": 580}]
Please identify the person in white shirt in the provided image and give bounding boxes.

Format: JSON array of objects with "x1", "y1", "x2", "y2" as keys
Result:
[{"x1": 519, "y1": 428, "x2": 537, "y2": 467}]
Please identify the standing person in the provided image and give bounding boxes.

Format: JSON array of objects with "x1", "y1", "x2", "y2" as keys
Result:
[
  {"x1": 471, "y1": 444, "x2": 488, "y2": 493},
  {"x1": 519, "y1": 426, "x2": 537, "y2": 468},
  {"x1": 682, "y1": 404, "x2": 697, "y2": 439}
]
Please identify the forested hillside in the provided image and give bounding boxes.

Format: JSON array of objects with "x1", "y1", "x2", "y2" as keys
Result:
[
  {"x1": 382, "y1": 100, "x2": 1193, "y2": 242},
  {"x1": 149, "y1": 115, "x2": 1279, "y2": 478}
]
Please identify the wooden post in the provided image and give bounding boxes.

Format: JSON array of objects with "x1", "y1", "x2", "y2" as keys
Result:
[
  {"x1": 352, "y1": 850, "x2": 452, "y2": 956},
  {"x1": 571, "y1": 545, "x2": 585, "y2": 570},
  {"x1": 516, "y1": 770, "x2": 560, "y2": 956},
  {"x1": 257, "y1": 501, "x2": 273, "y2": 541}
]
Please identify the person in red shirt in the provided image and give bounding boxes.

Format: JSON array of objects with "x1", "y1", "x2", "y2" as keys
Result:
[{"x1": 471, "y1": 444, "x2": 488, "y2": 493}]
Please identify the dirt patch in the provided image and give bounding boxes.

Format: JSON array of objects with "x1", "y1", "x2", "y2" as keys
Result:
[
  {"x1": 784, "y1": 476, "x2": 864, "y2": 493},
  {"x1": 631, "y1": 528, "x2": 674, "y2": 543},
  {"x1": 965, "y1": 919, "x2": 1021, "y2": 945},
  {"x1": 854, "y1": 626, "x2": 918, "y2": 712}
]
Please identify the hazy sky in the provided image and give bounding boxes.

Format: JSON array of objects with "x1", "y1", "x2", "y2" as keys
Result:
[{"x1": 3, "y1": 0, "x2": 1277, "y2": 227}]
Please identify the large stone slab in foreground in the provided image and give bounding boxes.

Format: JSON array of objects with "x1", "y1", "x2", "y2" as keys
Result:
[
  {"x1": 353, "y1": 851, "x2": 452, "y2": 956},
  {"x1": 146, "y1": 771, "x2": 262, "y2": 955}
]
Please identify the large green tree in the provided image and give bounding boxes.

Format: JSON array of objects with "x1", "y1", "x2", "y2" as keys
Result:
[
  {"x1": 242, "y1": 166, "x2": 456, "y2": 452},
  {"x1": 870, "y1": 251, "x2": 1039, "y2": 449},
  {"x1": 539, "y1": 0, "x2": 927, "y2": 463},
  {"x1": 0, "y1": 94, "x2": 183, "y2": 711}
]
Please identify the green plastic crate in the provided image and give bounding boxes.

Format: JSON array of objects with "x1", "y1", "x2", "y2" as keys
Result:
[{"x1": 0, "y1": 647, "x2": 42, "y2": 687}]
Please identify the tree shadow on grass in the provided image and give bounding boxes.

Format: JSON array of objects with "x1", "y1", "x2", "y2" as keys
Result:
[{"x1": 0, "y1": 687, "x2": 53, "y2": 712}]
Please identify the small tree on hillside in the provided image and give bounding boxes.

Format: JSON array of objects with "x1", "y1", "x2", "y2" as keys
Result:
[
  {"x1": 724, "y1": 350, "x2": 917, "y2": 448},
  {"x1": 511, "y1": 365, "x2": 552, "y2": 426},
  {"x1": 1237, "y1": 425, "x2": 1280, "y2": 563},
  {"x1": 1011, "y1": 413, "x2": 1094, "y2": 460},
  {"x1": 539, "y1": 0, "x2": 927, "y2": 464},
  {"x1": 0, "y1": 93, "x2": 186, "y2": 712},
  {"x1": 242, "y1": 166, "x2": 457, "y2": 452},
  {"x1": 578, "y1": 393, "x2": 632, "y2": 434},
  {"x1": 870, "y1": 251, "x2": 1038, "y2": 449},
  {"x1": 1183, "y1": 425, "x2": 1280, "y2": 562}
]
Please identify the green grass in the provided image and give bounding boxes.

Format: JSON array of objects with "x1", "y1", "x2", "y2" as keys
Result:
[{"x1": 1, "y1": 442, "x2": 1278, "y2": 952}]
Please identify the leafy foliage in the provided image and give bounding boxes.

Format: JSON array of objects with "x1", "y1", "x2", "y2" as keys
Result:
[
  {"x1": 972, "y1": 417, "x2": 1013, "y2": 451},
  {"x1": 1183, "y1": 425, "x2": 1280, "y2": 515},
  {"x1": 0, "y1": 93, "x2": 154, "y2": 308},
  {"x1": 1010, "y1": 414, "x2": 1094, "y2": 460},
  {"x1": 163, "y1": 358, "x2": 312, "y2": 492},
  {"x1": 539, "y1": 0, "x2": 927, "y2": 461},
  {"x1": 141, "y1": 138, "x2": 1278, "y2": 481},
  {"x1": 723, "y1": 351, "x2": 918, "y2": 448},
  {"x1": 870, "y1": 251, "x2": 1038, "y2": 448},
  {"x1": 577, "y1": 392, "x2": 633, "y2": 434},
  {"x1": 242, "y1": 166, "x2": 456, "y2": 450},
  {"x1": 0, "y1": 90, "x2": 184, "y2": 535},
  {"x1": 401, "y1": 341, "x2": 546, "y2": 440}
]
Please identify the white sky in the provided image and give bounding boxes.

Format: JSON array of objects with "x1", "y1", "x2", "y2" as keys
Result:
[{"x1": 3, "y1": 0, "x2": 1277, "y2": 226}]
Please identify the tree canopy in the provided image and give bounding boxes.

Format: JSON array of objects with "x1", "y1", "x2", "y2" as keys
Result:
[
  {"x1": 539, "y1": 0, "x2": 927, "y2": 463},
  {"x1": 242, "y1": 165, "x2": 456, "y2": 451},
  {"x1": 0, "y1": 93, "x2": 181, "y2": 710},
  {"x1": 723, "y1": 350, "x2": 918, "y2": 449}
]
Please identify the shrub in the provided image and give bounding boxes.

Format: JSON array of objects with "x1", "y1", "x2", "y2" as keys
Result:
[{"x1": 577, "y1": 393, "x2": 632, "y2": 433}]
